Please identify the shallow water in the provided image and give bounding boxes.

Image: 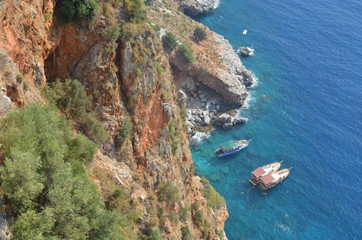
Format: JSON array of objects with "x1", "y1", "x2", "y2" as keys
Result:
[{"x1": 192, "y1": 0, "x2": 362, "y2": 239}]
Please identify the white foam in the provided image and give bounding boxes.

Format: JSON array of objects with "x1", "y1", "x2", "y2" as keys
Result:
[
  {"x1": 213, "y1": 0, "x2": 220, "y2": 9},
  {"x1": 190, "y1": 131, "x2": 211, "y2": 145}
]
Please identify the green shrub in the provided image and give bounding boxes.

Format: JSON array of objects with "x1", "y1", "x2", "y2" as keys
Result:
[
  {"x1": 200, "y1": 177, "x2": 225, "y2": 209},
  {"x1": 117, "y1": 117, "x2": 133, "y2": 145},
  {"x1": 59, "y1": 0, "x2": 98, "y2": 23},
  {"x1": 44, "y1": 79, "x2": 107, "y2": 142},
  {"x1": 124, "y1": 0, "x2": 147, "y2": 23},
  {"x1": 181, "y1": 226, "x2": 191, "y2": 240},
  {"x1": 179, "y1": 206, "x2": 189, "y2": 222},
  {"x1": 43, "y1": 12, "x2": 51, "y2": 21},
  {"x1": 0, "y1": 103, "x2": 122, "y2": 239},
  {"x1": 193, "y1": 27, "x2": 207, "y2": 41},
  {"x1": 162, "y1": 32, "x2": 178, "y2": 51},
  {"x1": 191, "y1": 202, "x2": 203, "y2": 227},
  {"x1": 176, "y1": 43, "x2": 194, "y2": 64},
  {"x1": 157, "y1": 181, "x2": 180, "y2": 203},
  {"x1": 168, "y1": 120, "x2": 179, "y2": 155}
]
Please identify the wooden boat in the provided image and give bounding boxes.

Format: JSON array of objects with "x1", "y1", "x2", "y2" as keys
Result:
[
  {"x1": 258, "y1": 168, "x2": 291, "y2": 190},
  {"x1": 249, "y1": 161, "x2": 283, "y2": 185},
  {"x1": 215, "y1": 139, "x2": 251, "y2": 158}
]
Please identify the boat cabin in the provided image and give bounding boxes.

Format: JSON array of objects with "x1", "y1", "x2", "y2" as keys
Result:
[
  {"x1": 259, "y1": 174, "x2": 275, "y2": 188},
  {"x1": 220, "y1": 141, "x2": 238, "y2": 152}
]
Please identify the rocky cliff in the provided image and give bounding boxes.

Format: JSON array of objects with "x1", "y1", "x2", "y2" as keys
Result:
[
  {"x1": 173, "y1": 0, "x2": 219, "y2": 16},
  {"x1": 0, "y1": 0, "x2": 252, "y2": 239}
]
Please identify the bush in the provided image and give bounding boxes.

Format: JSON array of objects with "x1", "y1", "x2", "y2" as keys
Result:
[
  {"x1": 45, "y1": 79, "x2": 107, "y2": 142},
  {"x1": 117, "y1": 117, "x2": 133, "y2": 145},
  {"x1": 168, "y1": 120, "x2": 179, "y2": 155},
  {"x1": 157, "y1": 181, "x2": 180, "y2": 203},
  {"x1": 193, "y1": 27, "x2": 207, "y2": 41},
  {"x1": 0, "y1": 103, "x2": 122, "y2": 239},
  {"x1": 59, "y1": 0, "x2": 98, "y2": 23},
  {"x1": 191, "y1": 202, "x2": 203, "y2": 227},
  {"x1": 181, "y1": 226, "x2": 191, "y2": 240},
  {"x1": 124, "y1": 0, "x2": 147, "y2": 23},
  {"x1": 176, "y1": 43, "x2": 194, "y2": 64},
  {"x1": 162, "y1": 32, "x2": 178, "y2": 51},
  {"x1": 179, "y1": 206, "x2": 189, "y2": 222},
  {"x1": 200, "y1": 177, "x2": 225, "y2": 209}
]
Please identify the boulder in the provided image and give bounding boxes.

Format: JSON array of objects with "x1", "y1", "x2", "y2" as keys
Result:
[
  {"x1": 203, "y1": 115, "x2": 211, "y2": 125},
  {"x1": 217, "y1": 113, "x2": 230, "y2": 123},
  {"x1": 222, "y1": 122, "x2": 233, "y2": 130},
  {"x1": 233, "y1": 117, "x2": 248, "y2": 125}
]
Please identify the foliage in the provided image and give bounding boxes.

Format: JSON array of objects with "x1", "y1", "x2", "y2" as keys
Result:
[
  {"x1": 44, "y1": 79, "x2": 107, "y2": 142},
  {"x1": 43, "y1": 13, "x2": 51, "y2": 21},
  {"x1": 162, "y1": 32, "x2": 178, "y2": 51},
  {"x1": 168, "y1": 120, "x2": 179, "y2": 155},
  {"x1": 59, "y1": 0, "x2": 98, "y2": 23},
  {"x1": 124, "y1": 0, "x2": 147, "y2": 23},
  {"x1": 176, "y1": 43, "x2": 194, "y2": 64},
  {"x1": 0, "y1": 103, "x2": 122, "y2": 239},
  {"x1": 181, "y1": 226, "x2": 191, "y2": 240},
  {"x1": 117, "y1": 117, "x2": 133, "y2": 145},
  {"x1": 156, "y1": 62, "x2": 163, "y2": 75},
  {"x1": 191, "y1": 202, "x2": 203, "y2": 227},
  {"x1": 179, "y1": 206, "x2": 189, "y2": 222},
  {"x1": 193, "y1": 27, "x2": 207, "y2": 41},
  {"x1": 200, "y1": 177, "x2": 225, "y2": 209},
  {"x1": 157, "y1": 181, "x2": 180, "y2": 203}
]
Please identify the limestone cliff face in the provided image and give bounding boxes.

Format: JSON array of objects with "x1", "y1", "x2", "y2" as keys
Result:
[{"x1": 0, "y1": 0, "x2": 230, "y2": 239}]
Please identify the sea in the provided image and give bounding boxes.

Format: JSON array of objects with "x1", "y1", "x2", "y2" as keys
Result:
[{"x1": 191, "y1": 0, "x2": 362, "y2": 239}]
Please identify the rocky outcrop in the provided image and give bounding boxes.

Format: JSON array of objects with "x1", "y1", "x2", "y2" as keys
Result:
[{"x1": 174, "y1": 0, "x2": 219, "y2": 16}]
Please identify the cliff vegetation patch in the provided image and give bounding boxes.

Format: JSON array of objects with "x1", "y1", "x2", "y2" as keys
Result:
[
  {"x1": 59, "y1": 0, "x2": 98, "y2": 23},
  {"x1": 43, "y1": 79, "x2": 107, "y2": 143},
  {"x1": 0, "y1": 103, "x2": 121, "y2": 239}
]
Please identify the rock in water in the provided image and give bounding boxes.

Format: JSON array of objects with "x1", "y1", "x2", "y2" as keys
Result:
[{"x1": 238, "y1": 47, "x2": 255, "y2": 57}]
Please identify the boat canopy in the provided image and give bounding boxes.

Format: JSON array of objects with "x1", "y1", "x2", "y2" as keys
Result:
[
  {"x1": 221, "y1": 141, "x2": 237, "y2": 150},
  {"x1": 251, "y1": 168, "x2": 266, "y2": 178},
  {"x1": 260, "y1": 174, "x2": 275, "y2": 185}
]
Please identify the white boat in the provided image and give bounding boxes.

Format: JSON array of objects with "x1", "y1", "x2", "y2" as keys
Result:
[
  {"x1": 258, "y1": 168, "x2": 291, "y2": 190},
  {"x1": 242, "y1": 29, "x2": 248, "y2": 35},
  {"x1": 249, "y1": 161, "x2": 283, "y2": 185}
]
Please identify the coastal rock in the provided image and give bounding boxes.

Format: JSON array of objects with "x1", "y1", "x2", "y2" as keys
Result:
[
  {"x1": 174, "y1": 0, "x2": 219, "y2": 16},
  {"x1": 233, "y1": 117, "x2": 248, "y2": 125},
  {"x1": 222, "y1": 122, "x2": 233, "y2": 130},
  {"x1": 203, "y1": 115, "x2": 211, "y2": 125},
  {"x1": 217, "y1": 113, "x2": 231, "y2": 123},
  {"x1": 237, "y1": 46, "x2": 255, "y2": 57}
]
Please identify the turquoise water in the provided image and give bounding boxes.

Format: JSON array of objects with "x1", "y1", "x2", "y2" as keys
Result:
[{"x1": 192, "y1": 0, "x2": 362, "y2": 239}]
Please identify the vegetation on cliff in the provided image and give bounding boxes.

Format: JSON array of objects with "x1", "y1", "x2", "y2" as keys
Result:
[
  {"x1": 0, "y1": 103, "x2": 121, "y2": 239},
  {"x1": 44, "y1": 79, "x2": 107, "y2": 143},
  {"x1": 59, "y1": 0, "x2": 98, "y2": 23},
  {"x1": 193, "y1": 27, "x2": 207, "y2": 42}
]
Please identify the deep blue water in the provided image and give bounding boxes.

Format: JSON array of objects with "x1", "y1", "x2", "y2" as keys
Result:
[{"x1": 192, "y1": 0, "x2": 362, "y2": 239}]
